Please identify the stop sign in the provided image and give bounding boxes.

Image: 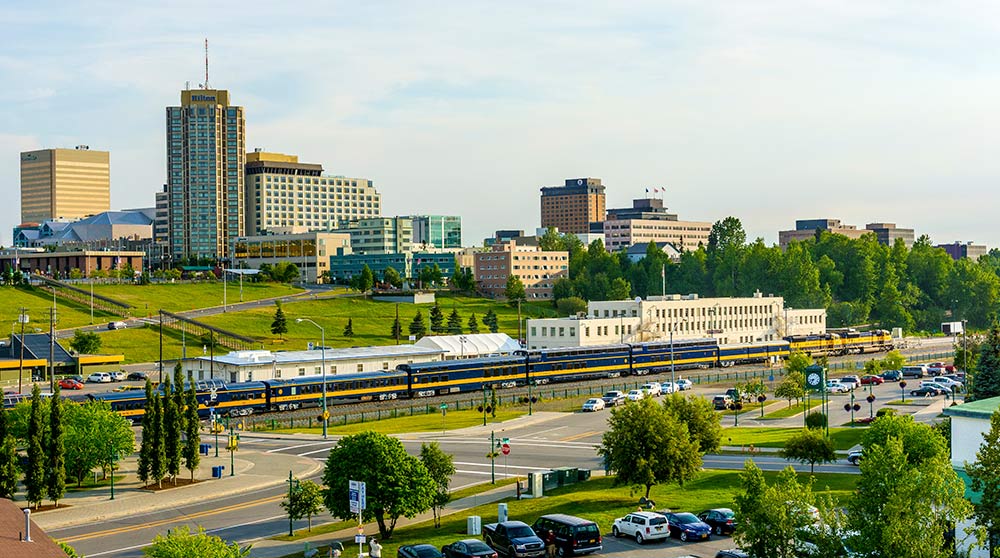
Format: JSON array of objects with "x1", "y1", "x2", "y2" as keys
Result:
[{"x1": 501, "y1": 444, "x2": 510, "y2": 455}]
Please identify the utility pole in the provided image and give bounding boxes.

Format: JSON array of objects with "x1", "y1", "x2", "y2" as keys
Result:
[
  {"x1": 517, "y1": 299, "x2": 522, "y2": 348},
  {"x1": 49, "y1": 307, "x2": 56, "y2": 392},
  {"x1": 490, "y1": 430, "x2": 496, "y2": 484},
  {"x1": 17, "y1": 308, "x2": 27, "y2": 393},
  {"x1": 395, "y1": 303, "x2": 400, "y2": 345}
]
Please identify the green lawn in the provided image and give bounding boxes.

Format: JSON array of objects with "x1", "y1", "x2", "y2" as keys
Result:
[
  {"x1": 722, "y1": 427, "x2": 866, "y2": 451},
  {"x1": 358, "y1": 472, "x2": 855, "y2": 558},
  {"x1": 90, "y1": 282, "x2": 305, "y2": 314},
  {"x1": 0, "y1": 286, "x2": 119, "y2": 331},
  {"x1": 721, "y1": 399, "x2": 780, "y2": 415},
  {"x1": 763, "y1": 399, "x2": 823, "y2": 419},
  {"x1": 265, "y1": 408, "x2": 527, "y2": 436},
  {"x1": 98, "y1": 324, "x2": 186, "y2": 364}
]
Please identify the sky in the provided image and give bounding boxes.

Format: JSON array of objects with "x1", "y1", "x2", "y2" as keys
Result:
[{"x1": 1, "y1": 1, "x2": 998, "y2": 249}]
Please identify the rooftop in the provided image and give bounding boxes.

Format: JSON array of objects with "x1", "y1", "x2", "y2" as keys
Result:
[
  {"x1": 0, "y1": 500, "x2": 67, "y2": 558},
  {"x1": 943, "y1": 396, "x2": 1000, "y2": 420},
  {"x1": 193, "y1": 345, "x2": 445, "y2": 366}
]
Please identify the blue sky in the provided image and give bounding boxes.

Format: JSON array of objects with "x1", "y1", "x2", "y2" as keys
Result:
[{"x1": 1, "y1": 1, "x2": 997, "y2": 249}]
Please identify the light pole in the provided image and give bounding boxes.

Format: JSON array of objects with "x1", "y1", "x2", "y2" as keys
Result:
[
  {"x1": 297, "y1": 318, "x2": 328, "y2": 439},
  {"x1": 459, "y1": 335, "x2": 468, "y2": 358},
  {"x1": 109, "y1": 445, "x2": 118, "y2": 500}
]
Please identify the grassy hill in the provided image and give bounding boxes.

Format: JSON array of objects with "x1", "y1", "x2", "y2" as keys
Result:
[
  {"x1": 0, "y1": 286, "x2": 118, "y2": 332},
  {"x1": 90, "y1": 282, "x2": 304, "y2": 314}
]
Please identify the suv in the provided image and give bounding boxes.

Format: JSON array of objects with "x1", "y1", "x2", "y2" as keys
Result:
[
  {"x1": 109, "y1": 371, "x2": 126, "y2": 382},
  {"x1": 712, "y1": 395, "x2": 734, "y2": 410},
  {"x1": 901, "y1": 365, "x2": 927, "y2": 379},
  {"x1": 107, "y1": 321, "x2": 127, "y2": 330},
  {"x1": 531, "y1": 514, "x2": 602, "y2": 556},
  {"x1": 641, "y1": 382, "x2": 662, "y2": 397},
  {"x1": 839, "y1": 375, "x2": 861, "y2": 389},
  {"x1": 611, "y1": 511, "x2": 670, "y2": 544},
  {"x1": 87, "y1": 372, "x2": 112, "y2": 383},
  {"x1": 601, "y1": 391, "x2": 626, "y2": 407}
]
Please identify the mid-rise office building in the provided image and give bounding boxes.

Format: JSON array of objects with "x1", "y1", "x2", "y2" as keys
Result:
[
  {"x1": 166, "y1": 89, "x2": 246, "y2": 259},
  {"x1": 601, "y1": 197, "x2": 712, "y2": 253},
  {"x1": 864, "y1": 222, "x2": 914, "y2": 247},
  {"x1": 778, "y1": 219, "x2": 914, "y2": 248},
  {"x1": 938, "y1": 241, "x2": 988, "y2": 261},
  {"x1": 245, "y1": 151, "x2": 380, "y2": 234},
  {"x1": 233, "y1": 231, "x2": 352, "y2": 283},
  {"x1": 540, "y1": 178, "x2": 606, "y2": 234},
  {"x1": 20, "y1": 147, "x2": 110, "y2": 223},
  {"x1": 328, "y1": 251, "x2": 457, "y2": 283},
  {"x1": 409, "y1": 215, "x2": 462, "y2": 249},
  {"x1": 339, "y1": 217, "x2": 414, "y2": 254},
  {"x1": 154, "y1": 184, "x2": 168, "y2": 244},
  {"x1": 474, "y1": 240, "x2": 568, "y2": 300}
]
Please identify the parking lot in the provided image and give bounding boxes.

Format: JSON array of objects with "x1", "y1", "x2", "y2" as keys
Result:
[{"x1": 602, "y1": 529, "x2": 738, "y2": 557}]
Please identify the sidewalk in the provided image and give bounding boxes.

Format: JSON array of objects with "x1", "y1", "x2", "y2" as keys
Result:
[{"x1": 31, "y1": 449, "x2": 322, "y2": 531}]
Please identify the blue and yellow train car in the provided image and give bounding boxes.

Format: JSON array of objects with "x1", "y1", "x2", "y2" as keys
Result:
[
  {"x1": 266, "y1": 371, "x2": 409, "y2": 409},
  {"x1": 717, "y1": 340, "x2": 790, "y2": 367},
  {"x1": 834, "y1": 329, "x2": 893, "y2": 354},
  {"x1": 525, "y1": 344, "x2": 631, "y2": 383},
  {"x1": 89, "y1": 379, "x2": 269, "y2": 420},
  {"x1": 630, "y1": 338, "x2": 719, "y2": 373},
  {"x1": 399, "y1": 355, "x2": 527, "y2": 398}
]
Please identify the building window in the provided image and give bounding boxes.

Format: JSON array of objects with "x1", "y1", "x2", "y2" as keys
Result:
[{"x1": 357, "y1": 364, "x2": 364, "y2": 372}]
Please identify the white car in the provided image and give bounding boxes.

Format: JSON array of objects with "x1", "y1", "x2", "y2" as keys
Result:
[
  {"x1": 839, "y1": 375, "x2": 860, "y2": 389},
  {"x1": 107, "y1": 321, "x2": 128, "y2": 330},
  {"x1": 87, "y1": 372, "x2": 112, "y2": 383},
  {"x1": 660, "y1": 382, "x2": 678, "y2": 394},
  {"x1": 626, "y1": 389, "x2": 648, "y2": 402},
  {"x1": 612, "y1": 511, "x2": 671, "y2": 544},
  {"x1": 676, "y1": 379, "x2": 693, "y2": 391},
  {"x1": 109, "y1": 371, "x2": 126, "y2": 382},
  {"x1": 929, "y1": 377, "x2": 963, "y2": 391},
  {"x1": 825, "y1": 380, "x2": 850, "y2": 393},
  {"x1": 581, "y1": 398, "x2": 606, "y2": 412},
  {"x1": 641, "y1": 382, "x2": 663, "y2": 397}
]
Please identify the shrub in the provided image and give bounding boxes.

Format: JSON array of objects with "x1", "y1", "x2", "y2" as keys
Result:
[{"x1": 805, "y1": 411, "x2": 828, "y2": 430}]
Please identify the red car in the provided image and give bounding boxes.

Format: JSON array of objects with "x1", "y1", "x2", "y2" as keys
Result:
[
  {"x1": 860, "y1": 375, "x2": 884, "y2": 385},
  {"x1": 58, "y1": 378, "x2": 84, "y2": 390}
]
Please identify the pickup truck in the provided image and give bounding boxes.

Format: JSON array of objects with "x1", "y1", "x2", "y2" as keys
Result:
[{"x1": 483, "y1": 521, "x2": 546, "y2": 558}]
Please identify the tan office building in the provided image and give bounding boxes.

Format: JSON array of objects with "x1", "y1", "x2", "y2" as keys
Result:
[
  {"x1": 604, "y1": 218, "x2": 712, "y2": 253},
  {"x1": 540, "y1": 178, "x2": 606, "y2": 234},
  {"x1": 474, "y1": 240, "x2": 568, "y2": 300},
  {"x1": 20, "y1": 147, "x2": 111, "y2": 223},
  {"x1": 233, "y1": 230, "x2": 352, "y2": 283}
]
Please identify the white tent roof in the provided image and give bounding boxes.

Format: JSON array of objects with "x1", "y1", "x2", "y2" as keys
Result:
[{"x1": 414, "y1": 333, "x2": 521, "y2": 357}]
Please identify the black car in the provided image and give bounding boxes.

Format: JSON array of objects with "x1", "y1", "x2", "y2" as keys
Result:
[
  {"x1": 398, "y1": 544, "x2": 444, "y2": 558},
  {"x1": 716, "y1": 550, "x2": 749, "y2": 558},
  {"x1": 697, "y1": 508, "x2": 736, "y2": 535},
  {"x1": 441, "y1": 540, "x2": 497, "y2": 558},
  {"x1": 127, "y1": 371, "x2": 148, "y2": 381},
  {"x1": 910, "y1": 386, "x2": 945, "y2": 397},
  {"x1": 531, "y1": 513, "x2": 602, "y2": 556},
  {"x1": 879, "y1": 370, "x2": 902, "y2": 382}
]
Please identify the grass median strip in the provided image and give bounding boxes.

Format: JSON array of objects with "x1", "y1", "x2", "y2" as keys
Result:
[
  {"x1": 762, "y1": 399, "x2": 823, "y2": 419},
  {"x1": 722, "y1": 426, "x2": 865, "y2": 451},
  {"x1": 267, "y1": 408, "x2": 527, "y2": 436}
]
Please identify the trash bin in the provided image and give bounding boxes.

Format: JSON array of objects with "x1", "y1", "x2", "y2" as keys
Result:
[
  {"x1": 212, "y1": 465, "x2": 225, "y2": 478},
  {"x1": 200, "y1": 443, "x2": 211, "y2": 456},
  {"x1": 577, "y1": 469, "x2": 591, "y2": 482}
]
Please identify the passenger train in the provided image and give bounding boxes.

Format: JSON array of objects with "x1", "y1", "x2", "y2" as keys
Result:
[{"x1": 3, "y1": 329, "x2": 892, "y2": 419}]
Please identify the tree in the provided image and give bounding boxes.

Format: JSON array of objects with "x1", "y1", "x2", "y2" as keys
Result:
[
  {"x1": 382, "y1": 266, "x2": 403, "y2": 289},
  {"x1": 775, "y1": 372, "x2": 805, "y2": 407},
  {"x1": 47, "y1": 384, "x2": 66, "y2": 507},
  {"x1": 25, "y1": 384, "x2": 46, "y2": 509},
  {"x1": 881, "y1": 349, "x2": 906, "y2": 372},
  {"x1": 446, "y1": 308, "x2": 463, "y2": 335},
  {"x1": 848, "y1": 437, "x2": 970, "y2": 558},
  {"x1": 733, "y1": 462, "x2": 814, "y2": 558},
  {"x1": 598, "y1": 397, "x2": 701, "y2": 499},
  {"x1": 420, "y1": 442, "x2": 455, "y2": 528},
  {"x1": 143, "y1": 525, "x2": 250, "y2": 558},
  {"x1": 467, "y1": 313, "x2": 480, "y2": 334},
  {"x1": 556, "y1": 296, "x2": 587, "y2": 316},
  {"x1": 0, "y1": 405, "x2": 7, "y2": 443},
  {"x1": 182, "y1": 373, "x2": 201, "y2": 481},
  {"x1": 322, "y1": 431, "x2": 436, "y2": 540},
  {"x1": 409, "y1": 311, "x2": 427, "y2": 339},
  {"x1": 504, "y1": 275, "x2": 526, "y2": 305},
  {"x1": 452, "y1": 267, "x2": 475, "y2": 292},
  {"x1": 805, "y1": 411, "x2": 827, "y2": 430},
  {"x1": 861, "y1": 414, "x2": 947, "y2": 467},
  {"x1": 391, "y1": 314, "x2": 403, "y2": 340},
  {"x1": 357, "y1": 264, "x2": 375, "y2": 293},
  {"x1": 270, "y1": 302, "x2": 288, "y2": 339},
  {"x1": 786, "y1": 351, "x2": 813, "y2": 375},
  {"x1": 281, "y1": 479, "x2": 325, "y2": 532},
  {"x1": 972, "y1": 321, "x2": 1000, "y2": 401},
  {"x1": 63, "y1": 400, "x2": 134, "y2": 486},
  {"x1": 661, "y1": 393, "x2": 722, "y2": 453},
  {"x1": 146, "y1": 392, "x2": 166, "y2": 488},
  {"x1": 69, "y1": 330, "x2": 102, "y2": 354},
  {"x1": 779, "y1": 428, "x2": 836, "y2": 474},
  {"x1": 59, "y1": 542, "x2": 85, "y2": 558},
  {"x1": 0, "y1": 436, "x2": 18, "y2": 499},
  {"x1": 483, "y1": 309, "x2": 499, "y2": 333},
  {"x1": 967, "y1": 409, "x2": 1000, "y2": 550},
  {"x1": 162, "y1": 377, "x2": 181, "y2": 484},
  {"x1": 343, "y1": 318, "x2": 354, "y2": 337},
  {"x1": 429, "y1": 303, "x2": 445, "y2": 334},
  {"x1": 608, "y1": 277, "x2": 631, "y2": 300},
  {"x1": 137, "y1": 379, "x2": 154, "y2": 486}
]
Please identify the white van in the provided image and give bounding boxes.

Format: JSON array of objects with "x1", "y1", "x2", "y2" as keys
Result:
[{"x1": 87, "y1": 372, "x2": 112, "y2": 383}]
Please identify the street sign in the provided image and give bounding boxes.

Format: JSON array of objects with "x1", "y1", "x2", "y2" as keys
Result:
[
  {"x1": 349, "y1": 479, "x2": 366, "y2": 514},
  {"x1": 355, "y1": 535, "x2": 366, "y2": 544},
  {"x1": 501, "y1": 437, "x2": 510, "y2": 455},
  {"x1": 439, "y1": 403, "x2": 448, "y2": 410}
]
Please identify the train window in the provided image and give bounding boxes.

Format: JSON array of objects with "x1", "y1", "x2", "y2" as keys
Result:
[
  {"x1": 290, "y1": 387, "x2": 297, "y2": 395},
  {"x1": 357, "y1": 364, "x2": 364, "y2": 373},
  {"x1": 484, "y1": 369, "x2": 492, "y2": 378},
  {"x1": 441, "y1": 375, "x2": 448, "y2": 382}
]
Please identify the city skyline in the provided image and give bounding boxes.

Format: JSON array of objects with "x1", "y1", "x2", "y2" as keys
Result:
[{"x1": 2, "y1": 1, "x2": 997, "y2": 249}]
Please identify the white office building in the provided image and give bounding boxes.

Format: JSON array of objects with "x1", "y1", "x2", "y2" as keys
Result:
[{"x1": 525, "y1": 292, "x2": 826, "y2": 350}]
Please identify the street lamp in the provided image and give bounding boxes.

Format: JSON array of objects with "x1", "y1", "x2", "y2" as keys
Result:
[
  {"x1": 900, "y1": 380, "x2": 907, "y2": 403},
  {"x1": 459, "y1": 335, "x2": 469, "y2": 358},
  {"x1": 296, "y1": 318, "x2": 328, "y2": 439},
  {"x1": 866, "y1": 394, "x2": 876, "y2": 419},
  {"x1": 728, "y1": 401, "x2": 743, "y2": 427}
]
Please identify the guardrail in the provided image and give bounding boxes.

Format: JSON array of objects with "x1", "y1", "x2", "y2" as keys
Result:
[{"x1": 158, "y1": 310, "x2": 257, "y2": 351}]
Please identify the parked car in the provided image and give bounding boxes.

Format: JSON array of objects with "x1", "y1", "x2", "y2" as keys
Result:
[
  {"x1": 910, "y1": 386, "x2": 945, "y2": 397},
  {"x1": 641, "y1": 382, "x2": 663, "y2": 397},
  {"x1": 697, "y1": 508, "x2": 736, "y2": 536},
  {"x1": 715, "y1": 551, "x2": 749, "y2": 558},
  {"x1": 611, "y1": 511, "x2": 670, "y2": 544},
  {"x1": 482, "y1": 521, "x2": 546, "y2": 558},
  {"x1": 87, "y1": 372, "x2": 112, "y2": 383},
  {"x1": 626, "y1": 389, "x2": 648, "y2": 402},
  {"x1": 879, "y1": 370, "x2": 902, "y2": 382},
  {"x1": 660, "y1": 381, "x2": 678, "y2": 394},
  {"x1": 107, "y1": 321, "x2": 127, "y2": 330},
  {"x1": 930, "y1": 377, "x2": 964, "y2": 391},
  {"x1": 441, "y1": 540, "x2": 498, "y2": 558},
  {"x1": 581, "y1": 398, "x2": 605, "y2": 412},
  {"x1": 847, "y1": 449, "x2": 863, "y2": 465},
  {"x1": 676, "y1": 379, "x2": 693, "y2": 391},
  {"x1": 712, "y1": 394, "x2": 734, "y2": 410},
  {"x1": 663, "y1": 512, "x2": 712, "y2": 542},
  {"x1": 943, "y1": 373, "x2": 966, "y2": 383},
  {"x1": 58, "y1": 378, "x2": 84, "y2": 390},
  {"x1": 839, "y1": 375, "x2": 861, "y2": 389},
  {"x1": 109, "y1": 371, "x2": 126, "y2": 382},
  {"x1": 860, "y1": 375, "x2": 884, "y2": 386},
  {"x1": 601, "y1": 391, "x2": 626, "y2": 407},
  {"x1": 531, "y1": 514, "x2": 602, "y2": 556},
  {"x1": 927, "y1": 362, "x2": 956, "y2": 375},
  {"x1": 725, "y1": 387, "x2": 751, "y2": 402},
  {"x1": 901, "y1": 365, "x2": 927, "y2": 379},
  {"x1": 68, "y1": 375, "x2": 84, "y2": 383},
  {"x1": 825, "y1": 380, "x2": 850, "y2": 393},
  {"x1": 126, "y1": 371, "x2": 149, "y2": 381},
  {"x1": 399, "y1": 544, "x2": 444, "y2": 558}
]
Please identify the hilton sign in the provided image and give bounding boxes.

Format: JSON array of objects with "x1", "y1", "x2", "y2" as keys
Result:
[{"x1": 191, "y1": 95, "x2": 217, "y2": 102}]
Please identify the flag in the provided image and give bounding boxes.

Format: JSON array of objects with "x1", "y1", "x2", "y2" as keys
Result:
[{"x1": 645, "y1": 188, "x2": 649, "y2": 194}]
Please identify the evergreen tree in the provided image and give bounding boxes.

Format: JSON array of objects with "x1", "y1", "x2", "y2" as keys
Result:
[
  {"x1": 447, "y1": 308, "x2": 463, "y2": 335},
  {"x1": 25, "y1": 384, "x2": 45, "y2": 508},
  {"x1": 0, "y1": 436, "x2": 18, "y2": 500},
  {"x1": 429, "y1": 302, "x2": 445, "y2": 334},
  {"x1": 483, "y1": 309, "x2": 499, "y2": 333},
  {"x1": 343, "y1": 318, "x2": 354, "y2": 337},
  {"x1": 149, "y1": 394, "x2": 166, "y2": 488},
  {"x1": 409, "y1": 310, "x2": 427, "y2": 339},
  {"x1": 162, "y1": 377, "x2": 181, "y2": 484},
  {"x1": 391, "y1": 315, "x2": 403, "y2": 341},
  {"x1": 467, "y1": 313, "x2": 480, "y2": 334},
  {"x1": 181, "y1": 373, "x2": 201, "y2": 481},
  {"x1": 271, "y1": 301, "x2": 288, "y2": 339},
  {"x1": 172, "y1": 364, "x2": 186, "y2": 440},
  {"x1": 137, "y1": 378, "x2": 153, "y2": 486},
  {"x1": 0, "y1": 404, "x2": 8, "y2": 441},
  {"x1": 47, "y1": 384, "x2": 65, "y2": 507},
  {"x1": 971, "y1": 321, "x2": 1000, "y2": 402}
]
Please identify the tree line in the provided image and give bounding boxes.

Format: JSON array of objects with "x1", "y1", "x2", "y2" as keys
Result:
[
  {"x1": 137, "y1": 365, "x2": 202, "y2": 488},
  {"x1": 538, "y1": 219, "x2": 1000, "y2": 332}
]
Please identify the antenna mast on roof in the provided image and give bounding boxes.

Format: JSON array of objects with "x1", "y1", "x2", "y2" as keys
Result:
[{"x1": 204, "y1": 38, "x2": 210, "y2": 89}]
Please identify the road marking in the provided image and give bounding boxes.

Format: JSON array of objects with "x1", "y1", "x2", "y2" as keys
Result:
[
  {"x1": 58, "y1": 494, "x2": 284, "y2": 543},
  {"x1": 456, "y1": 469, "x2": 522, "y2": 478},
  {"x1": 517, "y1": 425, "x2": 567, "y2": 438},
  {"x1": 265, "y1": 441, "x2": 334, "y2": 453},
  {"x1": 453, "y1": 461, "x2": 549, "y2": 471},
  {"x1": 560, "y1": 430, "x2": 600, "y2": 442},
  {"x1": 80, "y1": 514, "x2": 288, "y2": 557},
  {"x1": 298, "y1": 447, "x2": 335, "y2": 457}
]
